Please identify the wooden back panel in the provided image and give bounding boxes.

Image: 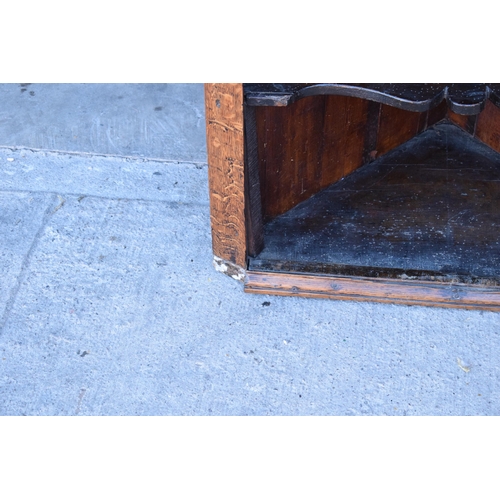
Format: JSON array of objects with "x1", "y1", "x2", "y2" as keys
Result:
[
  {"x1": 255, "y1": 95, "x2": 445, "y2": 221},
  {"x1": 255, "y1": 95, "x2": 366, "y2": 221}
]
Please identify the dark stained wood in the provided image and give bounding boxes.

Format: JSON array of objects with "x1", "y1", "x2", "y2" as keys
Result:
[
  {"x1": 467, "y1": 115, "x2": 477, "y2": 135},
  {"x1": 376, "y1": 105, "x2": 425, "y2": 157},
  {"x1": 251, "y1": 123, "x2": 500, "y2": 284},
  {"x1": 323, "y1": 95, "x2": 369, "y2": 179},
  {"x1": 255, "y1": 94, "x2": 450, "y2": 223},
  {"x1": 243, "y1": 104, "x2": 264, "y2": 257},
  {"x1": 254, "y1": 91, "x2": 464, "y2": 221},
  {"x1": 244, "y1": 271, "x2": 500, "y2": 311},
  {"x1": 476, "y1": 99, "x2": 500, "y2": 155},
  {"x1": 205, "y1": 83, "x2": 247, "y2": 268},
  {"x1": 448, "y1": 109, "x2": 471, "y2": 130},
  {"x1": 255, "y1": 95, "x2": 370, "y2": 221},
  {"x1": 362, "y1": 101, "x2": 381, "y2": 164},
  {"x1": 255, "y1": 95, "x2": 328, "y2": 221},
  {"x1": 448, "y1": 110, "x2": 477, "y2": 135},
  {"x1": 427, "y1": 99, "x2": 448, "y2": 127}
]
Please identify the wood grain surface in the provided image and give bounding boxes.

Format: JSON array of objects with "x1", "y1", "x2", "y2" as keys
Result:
[
  {"x1": 254, "y1": 96, "x2": 449, "y2": 222},
  {"x1": 244, "y1": 271, "x2": 500, "y2": 310},
  {"x1": 205, "y1": 83, "x2": 247, "y2": 268},
  {"x1": 376, "y1": 105, "x2": 426, "y2": 157},
  {"x1": 475, "y1": 99, "x2": 500, "y2": 154},
  {"x1": 255, "y1": 95, "x2": 369, "y2": 220}
]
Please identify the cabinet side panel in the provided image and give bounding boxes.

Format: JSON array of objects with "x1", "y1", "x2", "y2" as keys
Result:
[{"x1": 205, "y1": 83, "x2": 247, "y2": 268}]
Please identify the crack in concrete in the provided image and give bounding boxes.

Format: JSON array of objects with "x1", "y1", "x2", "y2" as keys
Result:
[
  {"x1": 75, "y1": 388, "x2": 87, "y2": 415},
  {"x1": 0, "y1": 188, "x2": 210, "y2": 206},
  {"x1": 0, "y1": 193, "x2": 60, "y2": 334},
  {"x1": 0, "y1": 145, "x2": 208, "y2": 167}
]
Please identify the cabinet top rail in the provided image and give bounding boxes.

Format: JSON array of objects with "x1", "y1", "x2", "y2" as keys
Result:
[{"x1": 243, "y1": 83, "x2": 500, "y2": 115}]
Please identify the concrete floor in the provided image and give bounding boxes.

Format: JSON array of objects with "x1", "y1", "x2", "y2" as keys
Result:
[
  {"x1": 0, "y1": 84, "x2": 207, "y2": 162},
  {"x1": 0, "y1": 84, "x2": 499, "y2": 415}
]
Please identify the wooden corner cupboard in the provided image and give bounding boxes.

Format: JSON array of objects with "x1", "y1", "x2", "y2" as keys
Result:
[{"x1": 204, "y1": 83, "x2": 500, "y2": 310}]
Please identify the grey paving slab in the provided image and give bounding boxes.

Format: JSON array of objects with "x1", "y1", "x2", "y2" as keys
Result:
[
  {"x1": 0, "y1": 147, "x2": 208, "y2": 204},
  {"x1": 0, "y1": 191, "x2": 59, "y2": 326},
  {"x1": 0, "y1": 84, "x2": 207, "y2": 162}
]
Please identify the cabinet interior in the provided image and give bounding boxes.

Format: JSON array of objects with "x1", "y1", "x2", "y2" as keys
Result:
[{"x1": 246, "y1": 91, "x2": 500, "y2": 285}]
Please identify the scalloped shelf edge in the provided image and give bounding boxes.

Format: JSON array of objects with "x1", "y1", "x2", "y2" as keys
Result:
[{"x1": 244, "y1": 83, "x2": 500, "y2": 115}]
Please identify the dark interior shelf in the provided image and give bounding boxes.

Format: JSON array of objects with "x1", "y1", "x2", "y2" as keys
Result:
[
  {"x1": 249, "y1": 122, "x2": 500, "y2": 286},
  {"x1": 244, "y1": 83, "x2": 500, "y2": 115}
]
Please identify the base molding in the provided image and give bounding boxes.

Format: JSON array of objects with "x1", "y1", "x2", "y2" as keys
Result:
[{"x1": 245, "y1": 271, "x2": 500, "y2": 311}]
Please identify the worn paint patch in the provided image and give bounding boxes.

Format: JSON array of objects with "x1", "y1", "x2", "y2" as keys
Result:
[{"x1": 213, "y1": 256, "x2": 245, "y2": 281}]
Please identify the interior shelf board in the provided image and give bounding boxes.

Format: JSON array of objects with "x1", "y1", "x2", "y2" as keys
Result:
[{"x1": 248, "y1": 122, "x2": 500, "y2": 285}]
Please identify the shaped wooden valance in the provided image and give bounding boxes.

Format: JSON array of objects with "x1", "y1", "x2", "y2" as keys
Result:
[{"x1": 244, "y1": 83, "x2": 500, "y2": 115}]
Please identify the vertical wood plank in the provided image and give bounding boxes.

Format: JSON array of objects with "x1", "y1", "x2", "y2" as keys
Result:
[
  {"x1": 322, "y1": 95, "x2": 368, "y2": 179},
  {"x1": 243, "y1": 104, "x2": 264, "y2": 257},
  {"x1": 376, "y1": 105, "x2": 424, "y2": 157},
  {"x1": 447, "y1": 109, "x2": 469, "y2": 130},
  {"x1": 475, "y1": 99, "x2": 500, "y2": 154},
  {"x1": 427, "y1": 99, "x2": 448, "y2": 127},
  {"x1": 205, "y1": 83, "x2": 247, "y2": 269},
  {"x1": 255, "y1": 96, "x2": 328, "y2": 221},
  {"x1": 448, "y1": 108, "x2": 477, "y2": 135},
  {"x1": 362, "y1": 101, "x2": 381, "y2": 164}
]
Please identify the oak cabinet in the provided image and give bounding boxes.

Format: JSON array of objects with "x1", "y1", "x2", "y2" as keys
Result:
[{"x1": 205, "y1": 84, "x2": 500, "y2": 310}]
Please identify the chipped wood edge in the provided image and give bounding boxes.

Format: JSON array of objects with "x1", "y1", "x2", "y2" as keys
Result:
[{"x1": 213, "y1": 256, "x2": 246, "y2": 281}]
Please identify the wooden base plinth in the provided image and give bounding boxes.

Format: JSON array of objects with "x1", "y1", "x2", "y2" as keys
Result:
[{"x1": 245, "y1": 271, "x2": 500, "y2": 311}]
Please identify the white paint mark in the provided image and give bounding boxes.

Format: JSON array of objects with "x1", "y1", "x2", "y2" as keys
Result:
[
  {"x1": 213, "y1": 256, "x2": 245, "y2": 281},
  {"x1": 52, "y1": 195, "x2": 66, "y2": 214},
  {"x1": 49, "y1": 334, "x2": 72, "y2": 344},
  {"x1": 7, "y1": 157, "x2": 14, "y2": 162},
  {"x1": 249, "y1": 384, "x2": 265, "y2": 392},
  {"x1": 457, "y1": 357, "x2": 471, "y2": 373}
]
